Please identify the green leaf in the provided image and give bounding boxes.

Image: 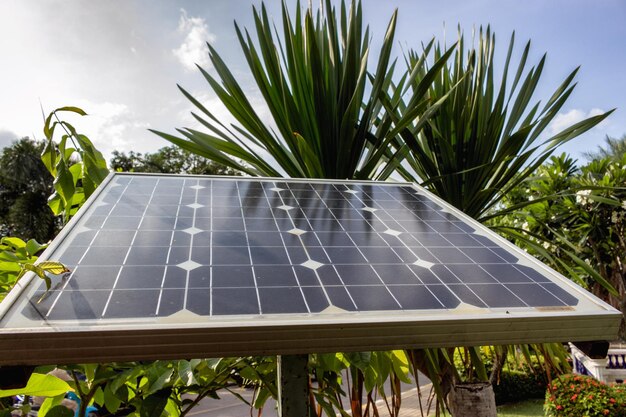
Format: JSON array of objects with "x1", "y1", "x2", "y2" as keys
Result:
[
  {"x1": 37, "y1": 262, "x2": 70, "y2": 275},
  {"x1": 25, "y1": 240, "x2": 46, "y2": 256},
  {"x1": 47, "y1": 193, "x2": 63, "y2": 216},
  {"x1": 147, "y1": 367, "x2": 174, "y2": 394},
  {"x1": 165, "y1": 398, "x2": 181, "y2": 417},
  {"x1": 468, "y1": 346, "x2": 488, "y2": 381},
  {"x1": 53, "y1": 106, "x2": 88, "y2": 116},
  {"x1": 0, "y1": 261, "x2": 22, "y2": 273},
  {"x1": 41, "y1": 139, "x2": 58, "y2": 176},
  {"x1": 103, "y1": 383, "x2": 122, "y2": 413},
  {"x1": 52, "y1": 157, "x2": 75, "y2": 209},
  {"x1": 562, "y1": 248, "x2": 619, "y2": 296},
  {"x1": 1, "y1": 237, "x2": 26, "y2": 250},
  {"x1": 389, "y1": 350, "x2": 412, "y2": 384},
  {"x1": 345, "y1": 351, "x2": 372, "y2": 370},
  {"x1": 154, "y1": 0, "x2": 405, "y2": 180},
  {"x1": 38, "y1": 394, "x2": 65, "y2": 417},
  {"x1": 0, "y1": 373, "x2": 72, "y2": 398},
  {"x1": 44, "y1": 405, "x2": 74, "y2": 417},
  {"x1": 177, "y1": 360, "x2": 197, "y2": 386},
  {"x1": 140, "y1": 389, "x2": 171, "y2": 417}
]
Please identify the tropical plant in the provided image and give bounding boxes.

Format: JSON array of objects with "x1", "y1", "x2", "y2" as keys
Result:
[
  {"x1": 152, "y1": 0, "x2": 454, "y2": 180},
  {"x1": 583, "y1": 134, "x2": 626, "y2": 162},
  {"x1": 376, "y1": 26, "x2": 614, "y2": 415},
  {"x1": 389, "y1": 26, "x2": 612, "y2": 220},
  {"x1": 500, "y1": 152, "x2": 626, "y2": 338},
  {"x1": 41, "y1": 106, "x2": 109, "y2": 224}
]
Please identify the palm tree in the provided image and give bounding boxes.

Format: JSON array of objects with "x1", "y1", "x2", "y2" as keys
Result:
[
  {"x1": 152, "y1": 0, "x2": 453, "y2": 181},
  {"x1": 385, "y1": 27, "x2": 612, "y2": 416},
  {"x1": 583, "y1": 134, "x2": 626, "y2": 161}
]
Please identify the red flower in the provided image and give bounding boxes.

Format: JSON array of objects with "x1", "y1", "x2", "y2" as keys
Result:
[
  {"x1": 570, "y1": 394, "x2": 578, "y2": 401},
  {"x1": 603, "y1": 410, "x2": 610, "y2": 415},
  {"x1": 556, "y1": 405, "x2": 563, "y2": 411},
  {"x1": 610, "y1": 398, "x2": 616, "y2": 404}
]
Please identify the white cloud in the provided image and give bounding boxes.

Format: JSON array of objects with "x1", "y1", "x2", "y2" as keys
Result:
[
  {"x1": 0, "y1": 129, "x2": 20, "y2": 149},
  {"x1": 548, "y1": 108, "x2": 606, "y2": 135},
  {"x1": 61, "y1": 100, "x2": 151, "y2": 162},
  {"x1": 173, "y1": 9, "x2": 215, "y2": 72}
]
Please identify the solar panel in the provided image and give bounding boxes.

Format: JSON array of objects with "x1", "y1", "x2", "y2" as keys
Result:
[{"x1": 0, "y1": 173, "x2": 620, "y2": 365}]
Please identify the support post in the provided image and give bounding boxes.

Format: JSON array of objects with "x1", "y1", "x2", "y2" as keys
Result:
[{"x1": 278, "y1": 354, "x2": 309, "y2": 417}]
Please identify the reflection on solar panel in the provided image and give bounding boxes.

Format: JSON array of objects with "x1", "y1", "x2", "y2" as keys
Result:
[{"x1": 0, "y1": 173, "x2": 620, "y2": 365}]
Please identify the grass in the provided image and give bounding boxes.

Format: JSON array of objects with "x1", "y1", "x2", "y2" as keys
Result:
[{"x1": 497, "y1": 399, "x2": 545, "y2": 416}]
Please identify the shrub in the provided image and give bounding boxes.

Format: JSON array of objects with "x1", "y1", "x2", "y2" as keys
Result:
[
  {"x1": 544, "y1": 374, "x2": 626, "y2": 416},
  {"x1": 494, "y1": 368, "x2": 548, "y2": 405}
]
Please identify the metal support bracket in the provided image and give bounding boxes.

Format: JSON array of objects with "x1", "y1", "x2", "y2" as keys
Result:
[{"x1": 278, "y1": 354, "x2": 309, "y2": 417}]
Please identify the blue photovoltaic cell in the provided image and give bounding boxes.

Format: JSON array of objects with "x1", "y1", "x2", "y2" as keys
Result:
[{"x1": 20, "y1": 175, "x2": 579, "y2": 320}]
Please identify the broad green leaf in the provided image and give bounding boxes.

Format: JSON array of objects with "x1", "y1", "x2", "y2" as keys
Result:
[
  {"x1": 390, "y1": 350, "x2": 412, "y2": 384},
  {"x1": 140, "y1": 389, "x2": 171, "y2": 417},
  {"x1": 25, "y1": 240, "x2": 46, "y2": 256},
  {"x1": 44, "y1": 405, "x2": 74, "y2": 417},
  {"x1": 165, "y1": 398, "x2": 181, "y2": 417},
  {"x1": 52, "y1": 157, "x2": 75, "y2": 209},
  {"x1": 103, "y1": 383, "x2": 122, "y2": 413},
  {"x1": 1, "y1": 237, "x2": 26, "y2": 249},
  {"x1": 0, "y1": 261, "x2": 22, "y2": 273},
  {"x1": 177, "y1": 360, "x2": 197, "y2": 386},
  {"x1": 37, "y1": 262, "x2": 70, "y2": 275},
  {"x1": 38, "y1": 394, "x2": 65, "y2": 417},
  {"x1": 0, "y1": 373, "x2": 72, "y2": 398},
  {"x1": 147, "y1": 367, "x2": 174, "y2": 394}
]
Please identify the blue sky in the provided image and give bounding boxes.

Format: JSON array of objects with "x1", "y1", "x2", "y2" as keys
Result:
[{"x1": 0, "y1": 0, "x2": 624, "y2": 164}]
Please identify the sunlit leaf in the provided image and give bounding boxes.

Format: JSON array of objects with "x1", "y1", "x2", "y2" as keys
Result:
[
  {"x1": 0, "y1": 373, "x2": 72, "y2": 398},
  {"x1": 37, "y1": 262, "x2": 70, "y2": 275}
]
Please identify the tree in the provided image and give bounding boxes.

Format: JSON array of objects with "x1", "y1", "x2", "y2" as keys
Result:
[
  {"x1": 387, "y1": 27, "x2": 612, "y2": 416},
  {"x1": 583, "y1": 134, "x2": 626, "y2": 161},
  {"x1": 501, "y1": 153, "x2": 626, "y2": 339},
  {"x1": 0, "y1": 138, "x2": 59, "y2": 242},
  {"x1": 152, "y1": 0, "x2": 454, "y2": 181},
  {"x1": 109, "y1": 146, "x2": 240, "y2": 175}
]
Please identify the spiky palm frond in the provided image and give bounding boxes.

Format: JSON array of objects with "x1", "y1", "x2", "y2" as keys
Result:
[
  {"x1": 387, "y1": 26, "x2": 613, "y2": 221},
  {"x1": 153, "y1": 0, "x2": 408, "y2": 179}
]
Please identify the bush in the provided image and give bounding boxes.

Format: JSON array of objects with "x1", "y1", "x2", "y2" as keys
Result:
[
  {"x1": 494, "y1": 368, "x2": 548, "y2": 405},
  {"x1": 544, "y1": 374, "x2": 626, "y2": 416}
]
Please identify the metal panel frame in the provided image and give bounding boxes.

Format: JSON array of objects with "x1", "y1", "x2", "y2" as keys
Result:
[{"x1": 0, "y1": 173, "x2": 620, "y2": 365}]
